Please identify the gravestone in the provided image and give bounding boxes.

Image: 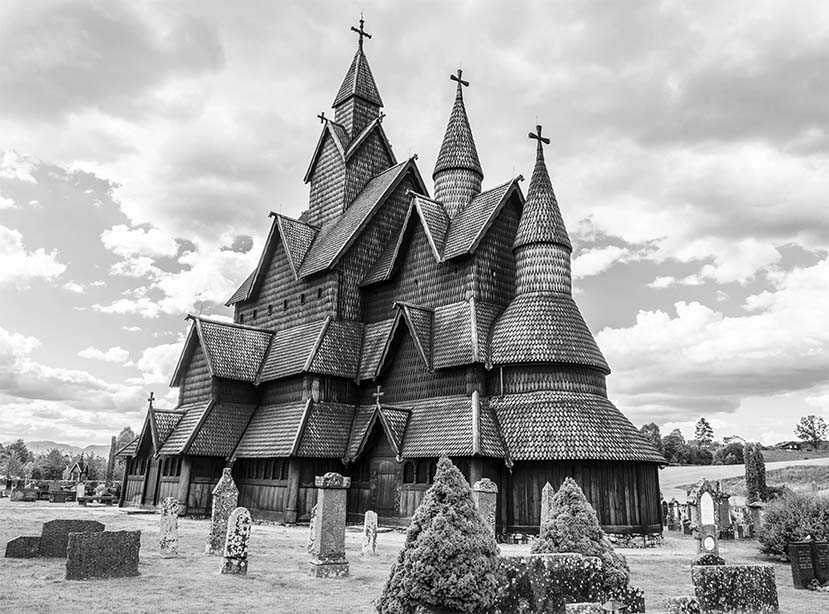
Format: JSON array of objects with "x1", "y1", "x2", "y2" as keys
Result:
[
  {"x1": 789, "y1": 541, "x2": 816, "y2": 589},
  {"x1": 206, "y1": 467, "x2": 238, "y2": 555},
  {"x1": 76, "y1": 482, "x2": 85, "y2": 499},
  {"x1": 472, "y1": 478, "x2": 499, "y2": 536},
  {"x1": 159, "y1": 497, "x2": 179, "y2": 557},
  {"x1": 4, "y1": 536, "x2": 41, "y2": 558},
  {"x1": 307, "y1": 503, "x2": 318, "y2": 553},
  {"x1": 564, "y1": 603, "x2": 603, "y2": 614},
  {"x1": 540, "y1": 481, "x2": 555, "y2": 529},
  {"x1": 9, "y1": 488, "x2": 23, "y2": 501},
  {"x1": 221, "y1": 506, "x2": 252, "y2": 575},
  {"x1": 65, "y1": 530, "x2": 141, "y2": 580},
  {"x1": 362, "y1": 510, "x2": 378, "y2": 556},
  {"x1": 308, "y1": 472, "x2": 350, "y2": 578},
  {"x1": 21, "y1": 489, "x2": 37, "y2": 502},
  {"x1": 40, "y1": 519, "x2": 105, "y2": 557},
  {"x1": 688, "y1": 479, "x2": 720, "y2": 556},
  {"x1": 814, "y1": 541, "x2": 829, "y2": 584}
]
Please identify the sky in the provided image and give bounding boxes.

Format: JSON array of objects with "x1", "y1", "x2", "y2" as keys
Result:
[{"x1": 0, "y1": 0, "x2": 828, "y2": 448}]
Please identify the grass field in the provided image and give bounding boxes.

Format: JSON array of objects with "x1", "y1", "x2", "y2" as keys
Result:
[
  {"x1": 1, "y1": 499, "x2": 827, "y2": 613},
  {"x1": 760, "y1": 449, "x2": 829, "y2": 464},
  {"x1": 683, "y1": 465, "x2": 829, "y2": 498}
]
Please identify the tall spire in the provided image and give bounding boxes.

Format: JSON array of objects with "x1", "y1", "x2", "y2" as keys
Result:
[
  {"x1": 513, "y1": 125, "x2": 571, "y2": 251},
  {"x1": 333, "y1": 16, "x2": 383, "y2": 136},
  {"x1": 432, "y1": 68, "x2": 483, "y2": 218}
]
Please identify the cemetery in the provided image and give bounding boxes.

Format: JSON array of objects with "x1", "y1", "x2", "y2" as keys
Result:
[{"x1": 1, "y1": 457, "x2": 826, "y2": 613}]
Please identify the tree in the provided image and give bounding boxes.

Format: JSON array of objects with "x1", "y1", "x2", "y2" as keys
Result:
[
  {"x1": 713, "y1": 442, "x2": 745, "y2": 465},
  {"x1": 688, "y1": 445, "x2": 713, "y2": 465},
  {"x1": 745, "y1": 443, "x2": 767, "y2": 503},
  {"x1": 795, "y1": 415, "x2": 827, "y2": 447},
  {"x1": 377, "y1": 456, "x2": 499, "y2": 614},
  {"x1": 1, "y1": 450, "x2": 22, "y2": 480},
  {"x1": 532, "y1": 477, "x2": 629, "y2": 592},
  {"x1": 695, "y1": 418, "x2": 714, "y2": 446},
  {"x1": 639, "y1": 423, "x2": 662, "y2": 454},
  {"x1": 6, "y1": 439, "x2": 32, "y2": 464},
  {"x1": 661, "y1": 429, "x2": 690, "y2": 464},
  {"x1": 34, "y1": 448, "x2": 69, "y2": 480},
  {"x1": 116, "y1": 426, "x2": 137, "y2": 448}
]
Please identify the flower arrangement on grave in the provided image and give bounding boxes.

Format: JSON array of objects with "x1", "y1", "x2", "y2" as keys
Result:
[
  {"x1": 531, "y1": 477, "x2": 630, "y2": 592},
  {"x1": 376, "y1": 456, "x2": 499, "y2": 614}
]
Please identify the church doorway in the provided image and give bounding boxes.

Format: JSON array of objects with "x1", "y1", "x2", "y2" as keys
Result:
[{"x1": 372, "y1": 459, "x2": 397, "y2": 516}]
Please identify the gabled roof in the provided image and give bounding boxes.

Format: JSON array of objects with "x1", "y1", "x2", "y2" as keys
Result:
[
  {"x1": 296, "y1": 402, "x2": 355, "y2": 458},
  {"x1": 333, "y1": 46, "x2": 383, "y2": 108},
  {"x1": 232, "y1": 400, "x2": 310, "y2": 458},
  {"x1": 344, "y1": 404, "x2": 410, "y2": 462},
  {"x1": 308, "y1": 320, "x2": 364, "y2": 380},
  {"x1": 443, "y1": 177, "x2": 523, "y2": 260},
  {"x1": 171, "y1": 316, "x2": 273, "y2": 385},
  {"x1": 374, "y1": 303, "x2": 433, "y2": 377},
  {"x1": 303, "y1": 117, "x2": 396, "y2": 184},
  {"x1": 115, "y1": 436, "x2": 139, "y2": 457},
  {"x1": 158, "y1": 400, "x2": 213, "y2": 456},
  {"x1": 432, "y1": 299, "x2": 504, "y2": 369},
  {"x1": 150, "y1": 409, "x2": 185, "y2": 453},
  {"x1": 433, "y1": 79, "x2": 482, "y2": 179},
  {"x1": 188, "y1": 402, "x2": 257, "y2": 458},
  {"x1": 258, "y1": 318, "x2": 329, "y2": 383},
  {"x1": 358, "y1": 318, "x2": 395, "y2": 381},
  {"x1": 299, "y1": 158, "x2": 427, "y2": 277},
  {"x1": 491, "y1": 391, "x2": 665, "y2": 463},
  {"x1": 227, "y1": 214, "x2": 320, "y2": 305}
]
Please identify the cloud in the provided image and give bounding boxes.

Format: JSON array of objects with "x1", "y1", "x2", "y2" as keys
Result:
[
  {"x1": 572, "y1": 245, "x2": 631, "y2": 279},
  {"x1": 122, "y1": 326, "x2": 141, "y2": 332},
  {"x1": 0, "y1": 224, "x2": 66, "y2": 287},
  {"x1": 133, "y1": 341, "x2": 184, "y2": 386},
  {"x1": 78, "y1": 346, "x2": 130, "y2": 364},
  {"x1": 0, "y1": 194, "x2": 16, "y2": 209},
  {"x1": 101, "y1": 224, "x2": 179, "y2": 259},
  {"x1": 0, "y1": 150, "x2": 38, "y2": 182}
]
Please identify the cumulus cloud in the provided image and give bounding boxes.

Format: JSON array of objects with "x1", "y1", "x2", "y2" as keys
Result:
[
  {"x1": 0, "y1": 150, "x2": 38, "y2": 182},
  {"x1": 572, "y1": 245, "x2": 631, "y2": 279},
  {"x1": 101, "y1": 224, "x2": 179, "y2": 259},
  {"x1": 78, "y1": 346, "x2": 130, "y2": 364},
  {"x1": 0, "y1": 194, "x2": 16, "y2": 209},
  {"x1": 0, "y1": 224, "x2": 66, "y2": 287}
]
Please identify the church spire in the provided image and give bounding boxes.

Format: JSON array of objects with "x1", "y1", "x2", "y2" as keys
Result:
[
  {"x1": 432, "y1": 68, "x2": 483, "y2": 218},
  {"x1": 333, "y1": 16, "x2": 383, "y2": 136}
]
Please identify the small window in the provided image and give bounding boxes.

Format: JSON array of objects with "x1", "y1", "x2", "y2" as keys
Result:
[
  {"x1": 283, "y1": 299, "x2": 288, "y2": 310},
  {"x1": 280, "y1": 460, "x2": 290, "y2": 481},
  {"x1": 300, "y1": 293, "x2": 305, "y2": 304},
  {"x1": 272, "y1": 459, "x2": 283, "y2": 480},
  {"x1": 268, "y1": 304, "x2": 273, "y2": 315},
  {"x1": 317, "y1": 288, "x2": 322, "y2": 299},
  {"x1": 239, "y1": 313, "x2": 245, "y2": 324},
  {"x1": 403, "y1": 462, "x2": 415, "y2": 484},
  {"x1": 416, "y1": 461, "x2": 429, "y2": 484},
  {"x1": 174, "y1": 458, "x2": 182, "y2": 477}
]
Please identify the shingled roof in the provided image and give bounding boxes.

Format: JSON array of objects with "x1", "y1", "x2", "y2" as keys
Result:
[
  {"x1": 195, "y1": 317, "x2": 273, "y2": 382},
  {"x1": 303, "y1": 117, "x2": 395, "y2": 184},
  {"x1": 299, "y1": 158, "x2": 426, "y2": 277},
  {"x1": 233, "y1": 400, "x2": 309, "y2": 458},
  {"x1": 333, "y1": 46, "x2": 383, "y2": 108},
  {"x1": 343, "y1": 404, "x2": 411, "y2": 462},
  {"x1": 188, "y1": 402, "x2": 257, "y2": 457},
  {"x1": 433, "y1": 76, "x2": 482, "y2": 180},
  {"x1": 158, "y1": 400, "x2": 213, "y2": 456},
  {"x1": 432, "y1": 299, "x2": 504, "y2": 368},
  {"x1": 491, "y1": 391, "x2": 665, "y2": 463},
  {"x1": 358, "y1": 319, "x2": 395, "y2": 381},
  {"x1": 115, "y1": 436, "x2": 139, "y2": 457},
  {"x1": 295, "y1": 402, "x2": 356, "y2": 458},
  {"x1": 258, "y1": 319, "x2": 328, "y2": 382}
]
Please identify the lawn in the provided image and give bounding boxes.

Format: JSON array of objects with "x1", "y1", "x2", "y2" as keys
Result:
[{"x1": 1, "y1": 498, "x2": 827, "y2": 613}]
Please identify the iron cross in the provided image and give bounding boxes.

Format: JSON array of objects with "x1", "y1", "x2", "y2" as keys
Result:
[
  {"x1": 529, "y1": 124, "x2": 550, "y2": 145},
  {"x1": 450, "y1": 68, "x2": 469, "y2": 88},
  {"x1": 351, "y1": 16, "x2": 371, "y2": 50},
  {"x1": 373, "y1": 385, "x2": 384, "y2": 406},
  {"x1": 317, "y1": 112, "x2": 326, "y2": 124},
  {"x1": 147, "y1": 391, "x2": 155, "y2": 408}
]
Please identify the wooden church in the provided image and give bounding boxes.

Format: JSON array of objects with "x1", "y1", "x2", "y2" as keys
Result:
[{"x1": 118, "y1": 19, "x2": 665, "y2": 536}]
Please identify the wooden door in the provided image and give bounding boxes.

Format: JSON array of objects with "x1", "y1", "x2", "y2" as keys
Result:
[
  {"x1": 142, "y1": 457, "x2": 160, "y2": 506},
  {"x1": 374, "y1": 459, "x2": 397, "y2": 516}
]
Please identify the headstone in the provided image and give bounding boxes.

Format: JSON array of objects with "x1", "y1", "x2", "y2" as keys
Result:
[
  {"x1": 689, "y1": 480, "x2": 719, "y2": 556},
  {"x1": 76, "y1": 482, "x2": 85, "y2": 499},
  {"x1": 362, "y1": 510, "x2": 378, "y2": 556},
  {"x1": 39, "y1": 519, "x2": 105, "y2": 557},
  {"x1": 4, "y1": 536, "x2": 41, "y2": 558},
  {"x1": 788, "y1": 540, "x2": 816, "y2": 589},
  {"x1": 308, "y1": 472, "x2": 350, "y2": 578},
  {"x1": 10, "y1": 488, "x2": 23, "y2": 501},
  {"x1": 206, "y1": 467, "x2": 238, "y2": 555},
  {"x1": 564, "y1": 603, "x2": 604, "y2": 614},
  {"x1": 221, "y1": 507, "x2": 252, "y2": 575},
  {"x1": 813, "y1": 541, "x2": 829, "y2": 584},
  {"x1": 472, "y1": 478, "x2": 499, "y2": 537},
  {"x1": 306, "y1": 503, "x2": 318, "y2": 553},
  {"x1": 540, "y1": 481, "x2": 555, "y2": 529},
  {"x1": 159, "y1": 497, "x2": 179, "y2": 557},
  {"x1": 65, "y1": 530, "x2": 141, "y2": 580}
]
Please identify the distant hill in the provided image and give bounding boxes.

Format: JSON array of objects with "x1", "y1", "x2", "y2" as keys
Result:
[{"x1": 3, "y1": 440, "x2": 111, "y2": 458}]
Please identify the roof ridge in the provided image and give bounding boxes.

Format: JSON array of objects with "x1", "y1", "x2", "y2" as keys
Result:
[
  {"x1": 186, "y1": 314, "x2": 273, "y2": 334},
  {"x1": 269, "y1": 212, "x2": 321, "y2": 231}
]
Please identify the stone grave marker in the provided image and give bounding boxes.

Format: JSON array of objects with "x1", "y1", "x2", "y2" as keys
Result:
[
  {"x1": 814, "y1": 541, "x2": 829, "y2": 584},
  {"x1": 40, "y1": 519, "x2": 105, "y2": 557},
  {"x1": 472, "y1": 478, "x2": 499, "y2": 536},
  {"x1": 76, "y1": 482, "x2": 85, "y2": 499},
  {"x1": 564, "y1": 603, "x2": 603, "y2": 614},
  {"x1": 306, "y1": 503, "x2": 318, "y2": 553},
  {"x1": 362, "y1": 510, "x2": 378, "y2": 556},
  {"x1": 65, "y1": 530, "x2": 141, "y2": 580},
  {"x1": 221, "y1": 506, "x2": 252, "y2": 575},
  {"x1": 159, "y1": 497, "x2": 179, "y2": 557},
  {"x1": 4, "y1": 536, "x2": 41, "y2": 558},
  {"x1": 540, "y1": 481, "x2": 555, "y2": 529},
  {"x1": 21, "y1": 489, "x2": 37, "y2": 502},
  {"x1": 788, "y1": 540, "x2": 816, "y2": 589},
  {"x1": 206, "y1": 467, "x2": 238, "y2": 555},
  {"x1": 308, "y1": 472, "x2": 350, "y2": 578}
]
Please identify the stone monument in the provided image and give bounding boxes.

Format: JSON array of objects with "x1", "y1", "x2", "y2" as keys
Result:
[
  {"x1": 306, "y1": 503, "x2": 318, "y2": 553},
  {"x1": 159, "y1": 497, "x2": 179, "y2": 557},
  {"x1": 540, "y1": 481, "x2": 555, "y2": 529},
  {"x1": 362, "y1": 510, "x2": 378, "y2": 556},
  {"x1": 308, "y1": 472, "x2": 350, "y2": 578},
  {"x1": 472, "y1": 478, "x2": 499, "y2": 536},
  {"x1": 221, "y1": 506, "x2": 252, "y2": 576},
  {"x1": 206, "y1": 467, "x2": 239, "y2": 555},
  {"x1": 65, "y1": 530, "x2": 141, "y2": 580},
  {"x1": 687, "y1": 478, "x2": 720, "y2": 556}
]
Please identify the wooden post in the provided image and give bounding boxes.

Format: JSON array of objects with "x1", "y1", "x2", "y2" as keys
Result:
[
  {"x1": 117, "y1": 459, "x2": 129, "y2": 508},
  {"x1": 177, "y1": 456, "x2": 192, "y2": 515},
  {"x1": 285, "y1": 459, "x2": 301, "y2": 524}
]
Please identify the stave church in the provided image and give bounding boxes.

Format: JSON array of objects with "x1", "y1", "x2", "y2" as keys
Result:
[{"x1": 118, "y1": 19, "x2": 665, "y2": 537}]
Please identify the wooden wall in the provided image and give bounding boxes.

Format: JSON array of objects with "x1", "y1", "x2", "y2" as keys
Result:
[
  {"x1": 470, "y1": 195, "x2": 520, "y2": 307},
  {"x1": 180, "y1": 345, "x2": 211, "y2": 405},
  {"x1": 507, "y1": 460, "x2": 662, "y2": 533}
]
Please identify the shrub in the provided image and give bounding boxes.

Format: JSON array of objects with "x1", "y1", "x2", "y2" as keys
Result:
[
  {"x1": 691, "y1": 565, "x2": 779, "y2": 613},
  {"x1": 531, "y1": 477, "x2": 629, "y2": 592},
  {"x1": 376, "y1": 456, "x2": 499, "y2": 614},
  {"x1": 713, "y1": 442, "x2": 745, "y2": 465},
  {"x1": 745, "y1": 443, "x2": 767, "y2": 502},
  {"x1": 758, "y1": 491, "x2": 829, "y2": 558},
  {"x1": 693, "y1": 553, "x2": 725, "y2": 566}
]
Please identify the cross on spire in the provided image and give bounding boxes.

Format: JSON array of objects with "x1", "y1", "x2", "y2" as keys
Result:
[
  {"x1": 147, "y1": 391, "x2": 155, "y2": 409},
  {"x1": 372, "y1": 385, "x2": 384, "y2": 407},
  {"x1": 351, "y1": 15, "x2": 371, "y2": 50},
  {"x1": 529, "y1": 124, "x2": 550, "y2": 146},
  {"x1": 317, "y1": 112, "x2": 326, "y2": 124},
  {"x1": 450, "y1": 68, "x2": 469, "y2": 89}
]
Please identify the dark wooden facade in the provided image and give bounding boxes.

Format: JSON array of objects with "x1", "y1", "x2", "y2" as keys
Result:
[{"x1": 118, "y1": 22, "x2": 665, "y2": 535}]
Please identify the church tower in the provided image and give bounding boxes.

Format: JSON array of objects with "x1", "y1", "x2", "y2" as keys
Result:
[
  {"x1": 332, "y1": 17, "x2": 383, "y2": 136},
  {"x1": 432, "y1": 70, "x2": 483, "y2": 218}
]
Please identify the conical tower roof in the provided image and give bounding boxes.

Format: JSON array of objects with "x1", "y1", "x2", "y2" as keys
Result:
[
  {"x1": 333, "y1": 25, "x2": 383, "y2": 108},
  {"x1": 513, "y1": 128, "x2": 570, "y2": 251},
  {"x1": 433, "y1": 70, "x2": 483, "y2": 180}
]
